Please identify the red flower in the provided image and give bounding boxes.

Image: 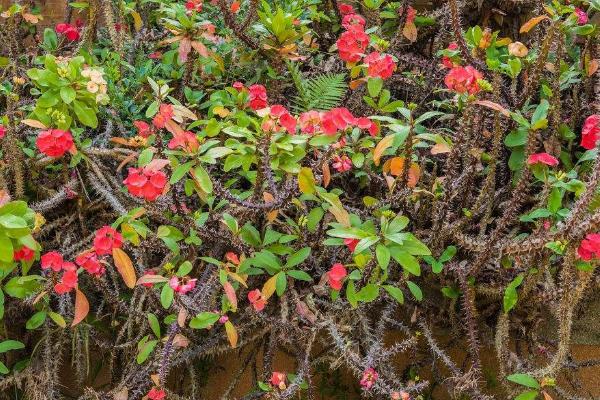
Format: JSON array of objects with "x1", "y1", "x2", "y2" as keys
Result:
[
  {"x1": 575, "y1": 8, "x2": 588, "y2": 25},
  {"x1": 147, "y1": 387, "x2": 166, "y2": 400},
  {"x1": 148, "y1": 51, "x2": 163, "y2": 60},
  {"x1": 41, "y1": 251, "x2": 64, "y2": 272},
  {"x1": 230, "y1": 0, "x2": 240, "y2": 13},
  {"x1": 527, "y1": 152, "x2": 559, "y2": 167},
  {"x1": 364, "y1": 52, "x2": 396, "y2": 79},
  {"x1": 344, "y1": 238, "x2": 359, "y2": 252},
  {"x1": 442, "y1": 42, "x2": 459, "y2": 68},
  {"x1": 270, "y1": 372, "x2": 287, "y2": 389},
  {"x1": 93, "y1": 226, "x2": 123, "y2": 256},
  {"x1": 134, "y1": 121, "x2": 152, "y2": 138},
  {"x1": 321, "y1": 107, "x2": 357, "y2": 134},
  {"x1": 327, "y1": 263, "x2": 347, "y2": 290},
  {"x1": 338, "y1": 3, "x2": 355, "y2": 15},
  {"x1": 247, "y1": 84, "x2": 268, "y2": 110},
  {"x1": 54, "y1": 263, "x2": 78, "y2": 294},
  {"x1": 36, "y1": 129, "x2": 74, "y2": 158},
  {"x1": 356, "y1": 117, "x2": 379, "y2": 136},
  {"x1": 444, "y1": 65, "x2": 483, "y2": 95},
  {"x1": 0, "y1": 125, "x2": 5, "y2": 139},
  {"x1": 248, "y1": 289, "x2": 266, "y2": 311},
  {"x1": 169, "y1": 276, "x2": 197, "y2": 294},
  {"x1": 336, "y1": 26, "x2": 369, "y2": 63},
  {"x1": 577, "y1": 233, "x2": 600, "y2": 261},
  {"x1": 332, "y1": 155, "x2": 352, "y2": 172},
  {"x1": 152, "y1": 104, "x2": 174, "y2": 129},
  {"x1": 225, "y1": 252, "x2": 240, "y2": 265},
  {"x1": 580, "y1": 114, "x2": 600, "y2": 150},
  {"x1": 123, "y1": 166, "x2": 168, "y2": 201},
  {"x1": 299, "y1": 111, "x2": 322, "y2": 134},
  {"x1": 360, "y1": 367, "x2": 378, "y2": 390},
  {"x1": 185, "y1": 0, "x2": 202, "y2": 12},
  {"x1": 14, "y1": 246, "x2": 35, "y2": 262},
  {"x1": 232, "y1": 81, "x2": 244, "y2": 91},
  {"x1": 405, "y1": 6, "x2": 416, "y2": 24},
  {"x1": 168, "y1": 131, "x2": 199, "y2": 153},
  {"x1": 55, "y1": 23, "x2": 80, "y2": 41},
  {"x1": 76, "y1": 251, "x2": 105, "y2": 276},
  {"x1": 342, "y1": 14, "x2": 365, "y2": 30}
]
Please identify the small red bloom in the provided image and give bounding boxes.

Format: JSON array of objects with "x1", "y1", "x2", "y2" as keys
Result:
[
  {"x1": 527, "y1": 152, "x2": 559, "y2": 167},
  {"x1": 332, "y1": 155, "x2": 352, "y2": 172},
  {"x1": 41, "y1": 251, "x2": 64, "y2": 272},
  {"x1": 577, "y1": 233, "x2": 600, "y2": 261},
  {"x1": 232, "y1": 81, "x2": 244, "y2": 91},
  {"x1": 0, "y1": 125, "x2": 6, "y2": 139},
  {"x1": 55, "y1": 23, "x2": 80, "y2": 41},
  {"x1": 342, "y1": 14, "x2": 365, "y2": 30},
  {"x1": 327, "y1": 263, "x2": 347, "y2": 290},
  {"x1": 364, "y1": 52, "x2": 396, "y2": 79},
  {"x1": 248, "y1": 289, "x2": 266, "y2": 311},
  {"x1": 360, "y1": 367, "x2": 378, "y2": 390},
  {"x1": 580, "y1": 114, "x2": 600, "y2": 150},
  {"x1": 321, "y1": 107, "x2": 357, "y2": 134},
  {"x1": 76, "y1": 251, "x2": 105, "y2": 276},
  {"x1": 147, "y1": 387, "x2": 166, "y2": 400},
  {"x1": 336, "y1": 26, "x2": 369, "y2": 63},
  {"x1": 185, "y1": 0, "x2": 202, "y2": 12},
  {"x1": 148, "y1": 51, "x2": 163, "y2": 60},
  {"x1": 134, "y1": 121, "x2": 153, "y2": 138},
  {"x1": 270, "y1": 372, "x2": 287, "y2": 389},
  {"x1": 230, "y1": 0, "x2": 240, "y2": 13},
  {"x1": 36, "y1": 129, "x2": 74, "y2": 158},
  {"x1": 442, "y1": 42, "x2": 460, "y2": 68},
  {"x1": 152, "y1": 104, "x2": 174, "y2": 129},
  {"x1": 444, "y1": 65, "x2": 483, "y2": 95},
  {"x1": 247, "y1": 84, "x2": 268, "y2": 110},
  {"x1": 225, "y1": 252, "x2": 240, "y2": 265},
  {"x1": 344, "y1": 238, "x2": 359, "y2": 252},
  {"x1": 168, "y1": 131, "x2": 199, "y2": 153},
  {"x1": 405, "y1": 6, "x2": 416, "y2": 24},
  {"x1": 14, "y1": 246, "x2": 35, "y2": 262},
  {"x1": 93, "y1": 226, "x2": 123, "y2": 256},
  {"x1": 299, "y1": 111, "x2": 322, "y2": 134},
  {"x1": 338, "y1": 3, "x2": 355, "y2": 15},
  {"x1": 169, "y1": 276, "x2": 197, "y2": 294},
  {"x1": 54, "y1": 263, "x2": 78, "y2": 294},
  {"x1": 123, "y1": 166, "x2": 168, "y2": 201},
  {"x1": 575, "y1": 8, "x2": 588, "y2": 25}
]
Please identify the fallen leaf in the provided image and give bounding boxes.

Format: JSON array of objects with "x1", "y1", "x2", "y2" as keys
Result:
[
  {"x1": 322, "y1": 163, "x2": 331, "y2": 188},
  {"x1": 431, "y1": 143, "x2": 451, "y2": 154},
  {"x1": 262, "y1": 274, "x2": 278, "y2": 300},
  {"x1": 112, "y1": 248, "x2": 137, "y2": 289},
  {"x1": 72, "y1": 288, "x2": 90, "y2": 326},
  {"x1": 136, "y1": 274, "x2": 169, "y2": 285},
  {"x1": 373, "y1": 134, "x2": 395, "y2": 166},
  {"x1": 21, "y1": 119, "x2": 47, "y2": 129},
  {"x1": 224, "y1": 320, "x2": 238, "y2": 348},
  {"x1": 402, "y1": 22, "x2": 418, "y2": 42}
]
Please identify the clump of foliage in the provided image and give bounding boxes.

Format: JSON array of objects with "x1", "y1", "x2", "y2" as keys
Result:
[{"x1": 0, "y1": 0, "x2": 599, "y2": 399}]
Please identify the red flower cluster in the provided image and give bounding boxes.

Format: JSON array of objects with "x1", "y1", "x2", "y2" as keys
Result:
[
  {"x1": 336, "y1": 25, "x2": 369, "y2": 63},
  {"x1": 341, "y1": 13, "x2": 365, "y2": 30},
  {"x1": 364, "y1": 52, "x2": 396, "y2": 79},
  {"x1": 36, "y1": 129, "x2": 74, "y2": 158},
  {"x1": 75, "y1": 251, "x2": 104, "y2": 277},
  {"x1": 152, "y1": 104, "x2": 174, "y2": 129},
  {"x1": 321, "y1": 107, "x2": 378, "y2": 136},
  {"x1": 147, "y1": 387, "x2": 166, "y2": 400},
  {"x1": 575, "y1": 8, "x2": 588, "y2": 25},
  {"x1": 299, "y1": 111, "x2": 322, "y2": 134},
  {"x1": 169, "y1": 276, "x2": 198, "y2": 294},
  {"x1": 344, "y1": 238, "x2": 359, "y2": 252},
  {"x1": 580, "y1": 114, "x2": 600, "y2": 150},
  {"x1": 123, "y1": 165, "x2": 168, "y2": 201},
  {"x1": 270, "y1": 372, "x2": 287, "y2": 390},
  {"x1": 577, "y1": 233, "x2": 600, "y2": 261},
  {"x1": 338, "y1": 3, "x2": 355, "y2": 15},
  {"x1": 261, "y1": 105, "x2": 297, "y2": 134},
  {"x1": 41, "y1": 252, "x2": 78, "y2": 294},
  {"x1": 327, "y1": 263, "x2": 347, "y2": 290},
  {"x1": 247, "y1": 84, "x2": 268, "y2": 110},
  {"x1": 441, "y1": 42, "x2": 460, "y2": 69},
  {"x1": 527, "y1": 152, "x2": 559, "y2": 167},
  {"x1": 185, "y1": 0, "x2": 203, "y2": 12},
  {"x1": 134, "y1": 120, "x2": 153, "y2": 138},
  {"x1": 55, "y1": 23, "x2": 81, "y2": 41},
  {"x1": 444, "y1": 65, "x2": 483, "y2": 95},
  {"x1": 248, "y1": 289, "x2": 266, "y2": 311},
  {"x1": 14, "y1": 246, "x2": 35, "y2": 262},
  {"x1": 360, "y1": 367, "x2": 379, "y2": 390},
  {"x1": 93, "y1": 226, "x2": 123, "y2": 256},
  {"x1": 332, "y1": 155, "x2": 352, "y2": 172},
  {"x1": 168, "y1": 131, "x2": 199, "y2": 153},
  {"x1": 0, "y1": 125, "x2": 5, "y2": 139}
]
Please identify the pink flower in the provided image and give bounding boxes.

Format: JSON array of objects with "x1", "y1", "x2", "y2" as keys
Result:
[
  {"x1": 527, "y1": 152, "x2": 559, "y2": 167},
  {"x1": 578, "y1": 233, "x2": 600, "y2": 261},
  {"x1": 442, "y1": 42, "x2": 459, "y2": 68},
  {"x1": 141, "y1": 269, "x2": 157, "y2": 288},
  {"x1": 338, "y1": 3, "x2": 355, "y2": 15},
  {"x1": 248, "y1": 289, "x2": 266, "y2": 311},
  {"x1": 356, "y1": 117, "x2": 379, "y2": 136},
  {"x1": 444, "y1": 65, "x2": 483, "y2": 95},
  {"x1": 299, "y1": 111, "x2": 322, "y2": 134},
  {"x1": 169, "y1": 276, "x2": 197, "y2": 294},
  {"x1": 55, "y1": 23, "x2": 80, "y2": 41},
  {"x1": 342, "y1": 14, "x2": 366, "y2": 30},
  {"x1": 336, "y1": 26, "x2": 369, "y2": 63},
  {"x1": 247, "y1": 84, "x2": 268, "y2": 110},
  {"x1": 0, "y1": 125, "x2": 5, "y2": 139},
  {"x1": 168, "y1": 131, "x2": 199, "y2": 153},
  {"x1": 225, "y1": 252, "x2": 240, "y2": 265},
  {"x1": 270, "y1": 371, "x2": 287, "y2": 389},
  {"x1": 93, "y1": 226, "x2": 123, "y2": 256},
  {"x1": 580, "y1": 115, "x2": 600, "y2": 150},
  {"x1": 14, "y1": 246, "x2": 35, "y2": 262},
  {"x1": 148, "y1": 51, "x2": 163, "y2": 60},
  {"x1": 575, "y1": 8, "x2": 588, "y2": 25},
  {"x1": 123, "y1": 166, "x2": 168, "y2": 201},
  {"x1": 327, "y1": 263, "x2": 347, "y2": 290},
  {"x1": 41, "y1": 251, "x2": 64, "y2": 272},
  {"x1": 364, "y1": 52, "x2": 396, "y2": 79},
  {"x1": 134, "y1": 120, "x2": 153, "y2": 138},
  {"x1": 332, "y1": 155, "x2": 352, "y2": 172},
  {"x1": 360, "y1": 367, "x2": 378, "y2": 390},
  {"x1": 185, "y1": 0, "x2": 202, "y2": 12},
  {"x1": 344, "y1": 238, "x2": 359, "y2": 252},
  {"x1": 147, "y1": 387, "x2": 166, "y2": 400},
  {"x1": 232, "y1": 81, "x2": 244, "y2": 91},
  {"x1": 321, "y1": 107, "x2": 357, "y2": 134},
  {"x1": 54, "y1": 263, "x2": 78, "y2": 294},
  {"x1": 219, "y1": 315, "x2": 229, "y2": 324},
  {"x1": 405, "y1": 6, "x2": 416, "y2": 24},
  {"x1": 75, "y1": 251, "x2": 105, "y2": 277},
  {"x1": 36, "y1": 129, "x2": 74, "y2": 158},
  {"x1": 391, "y1": 392, "x2": 410, "y2": 400}
]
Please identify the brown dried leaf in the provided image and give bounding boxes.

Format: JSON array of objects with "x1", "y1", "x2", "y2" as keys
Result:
[{"x1": 72, "y1": 288, "x2": 90, "y2": 326}]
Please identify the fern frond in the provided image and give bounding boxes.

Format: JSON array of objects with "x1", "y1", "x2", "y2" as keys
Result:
[{"x1": 286, "y1": 62, "x2": 347, "y2": 113}]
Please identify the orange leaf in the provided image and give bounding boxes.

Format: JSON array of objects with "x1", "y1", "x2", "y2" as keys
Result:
[
  {"x1": 322, "y1": 162, "x2": 331, "y2": 188},
  {"x1": 407, "y1": 163, "x2": 421, "y2": 188},
  {"x1": 262, "y1": 274, "x2": 278, "y2": 300},
  {"x1": 349, "y1": 78, "x2": 366, "y2": 90},
  {"x1": 224, "y1": 320, "x2": 238, "y2": 348},
  {"x1": 373, "y1": 134, "x2": 395, "y2": 166},
  {"x1": 389, "y1": 157, "x2": 405, "y2": 176},
  {"x1": 112, "y1": 248, "x2": 137, "y2": 289},
  {"x1": 223, "y1": 281, "x2": 237, "y2": 311},
  {"x1": 72, "y1": 288, "x2": 89, "y2": 326},
  {"x1": 519, "y1": 15, "x2": 549, "y2": 33},
  {"x1": 402, "y1": 22, "x2": 417, "y2": 42},
  {"x1": 177, "y1": 308, "x2": 188, "y2": 328},
  {"x1": 542, "y1": 391, "x2": 553, "y2": 400},
  {"x1": 191, "y1": 40, "x2": 209, "y2": 57},
  {"x1": 144, "y1": 158, "x2": 170, "y2": 172},
  {"x1": 165, "y1": 119, "x2": 186, "y2": 137},
  {"x1": 587, "y1": 59, "x2": 599, "y2": 77},
  {"x1": 474, "y1": 100, "x2": 510, "y2": 117},
  {"x1": 263, "y1": 192, "x2": 279, "y2": 222}
]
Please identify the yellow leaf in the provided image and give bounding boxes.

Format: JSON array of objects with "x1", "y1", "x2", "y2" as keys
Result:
[
  {"x1": 121, "y1": 223, "x2": 139, "y2": 246},
  {"x1": 224, "y1": 320, "x2": 238, "y2": 348},
  {"x1": 262, "y1": 274, "x2": 278, "y2": 300},
  {"x1": 519, "y1": 15, "x2": 549, "y2": 33},
  {"x1": 112, "y1": 248, "x2": 137, "y2": 289},
  {"x1": 213, "y1": 106, "x2": 230, "y2": 118},
  {"x1": 298, "y1": 167, "x2": 316, "y2": 195},
  {"x1": 320, "y1": 192, "x2": 350, "y2": 227},
  {"x1": 130, "y1": 10, "x2": 142, "y2": 32},
  {"x1": 227, "y1": 271, "x2": 248, "y2": 287},
  {"x1": 373, "y1": 134, "x2": 395, "y2": 166},
  {"x1": 72, "y1": 288, "x2": 89, "y2": 327},
  {"x1": 402, "y1": 22, "x2": 417, "y2": 42},
  {"x1": 21, "y1": 119, "x2": 47, "y2": 129}
]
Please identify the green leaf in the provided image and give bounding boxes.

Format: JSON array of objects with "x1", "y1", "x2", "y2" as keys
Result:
[
  {"x1": 367, "y1": 77, "x2": 383, "y2": 98},
  {"x1": 0, "y1": 214, "x2": 27, "y2": 229},
  {"x1": 137, "y1": 148, "x2": 154, "y2": 167},
  {"x1": 275, "y1": 271, "x2": 287, "y2": 296},
  {"x1": 0, "y1": 234, "x2": 14, "y2": 263},
  {"x1": 189, "y1": 312, "x2": 220, "y2": 329},
  {"x1": 287, "y1": 270, "x2": 313, "y2": 281},
  {"x1": 285, "y1": 247, "x2": 311, "y2": 268},
  {"x1": 507, "y1": 373, "x2": 540, "y2": 389},
  {"x1": 503, "y1": 274, "x2": 524, "y2": 313},
  {"x1": 147, "y1": 313, "x2": 161, "y2": 338},
  {"x1": 170, "y1": 161, "x2": 194, "y2": 184},
  {"x1": 392, "y1": 251, "x2": 421, "y2": 276},
  {"x1": 548, "y1": 187, "x2": 562, "y2": 214},
  {"x1": 514, "y1": 391, "x2": 539, "y2": 400},
  {"x1": 383, "y1": 285, "x2": 404, "y2": 304},
  {"x1": 439, "y1": 245, "x2": 457, "y2": 262},
  {"x1": 176, "y1": 261, "x2": 193, "y2": 277},
  {"x1": 193, "y1": 165, "x2": 213, "y2": 194},
  {"x1": 73, "y1": 100, "x2": 98, "y2": 128},
  {"x1": 356, "y1": 283, "x2": 379, "y2": 303},
  {"x1": 48, "y1": 312, "x2": 66, "y2": 328},
  {"x1": 60, "y1": 86, "x2": 76, "y2": 104},
  {"x1": 375, "y1": 244, "x2": 390, "y2": 269},
  {"x1": 160, "y1": 285, "x2": 174, "y2": 309},
  {"x1": 346, "y1": 280, "x2": 358, "y2": 308},
  {"x1": 0, "y1": 340, "x2": 24, "y2": 353},
  {"x1": 137, "y1": 339, "x2": 158, "y2": 364},
  {"x1": 26, "y1": 311, "x2": 47, "y2": 330},
  {"x1": 240, "y1": 223, "x2": 261, "y2": 247},
  {"x1": 0, "y1": 361, "x2": 8, "y2": 374},
  {"x1": 406, "y1": 281, "x2": 423, "y2": 301}
]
